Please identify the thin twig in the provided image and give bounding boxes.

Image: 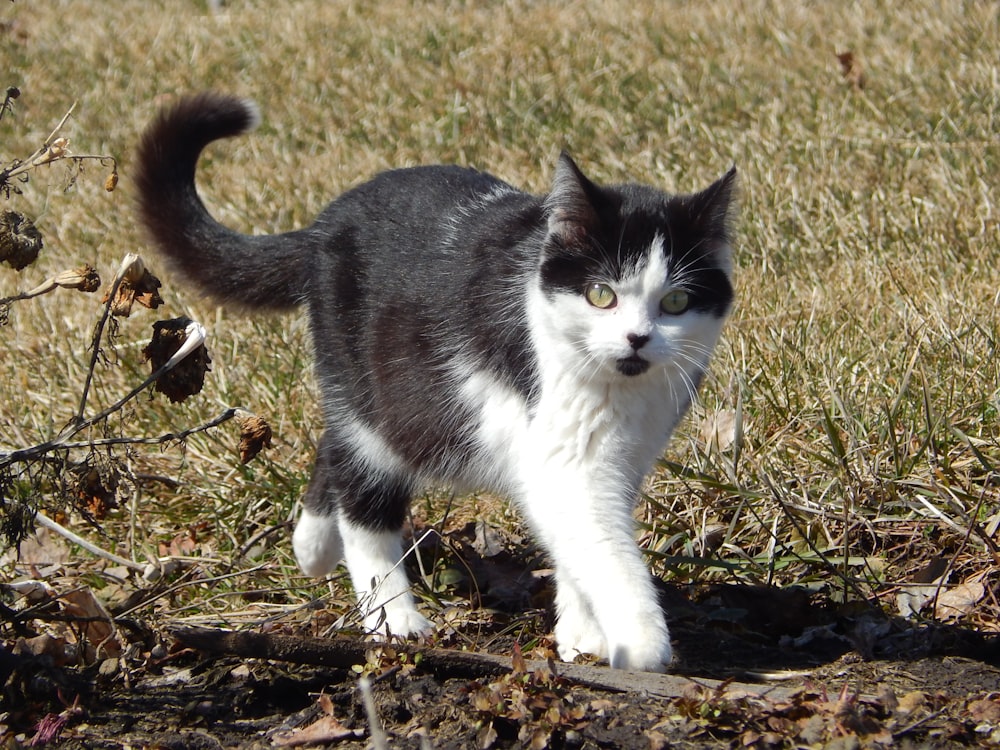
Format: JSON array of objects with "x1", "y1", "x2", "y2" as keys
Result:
[
  {"x1": 77, "y1": 253, "x2": 134, "y2": 422},
  {"x1": 42, "y1": 409, "x2": 241, "y2": 452},
  {"x1": 358, "y1": 677, "x2": 389, "y2": 750},
  {"x1": 34, "y1": 511, "x2": 146, "y2": 573}
]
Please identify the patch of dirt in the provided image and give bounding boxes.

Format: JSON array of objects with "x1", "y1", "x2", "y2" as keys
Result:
[
  {"x1": 5, "y1": 583, "x2": 999, "y2": 749},
  {"x1": 4, "y1": 525, "x2": 999, "y2": 748}
]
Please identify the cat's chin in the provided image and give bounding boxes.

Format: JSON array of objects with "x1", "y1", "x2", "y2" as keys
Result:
[{"x1": 615, "y1": 355, "x2": 651, "y2": 377}]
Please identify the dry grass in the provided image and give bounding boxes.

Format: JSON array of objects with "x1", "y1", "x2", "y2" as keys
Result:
[{"x1": 2, "y1": 0, "x2": 998, "y2": 633}]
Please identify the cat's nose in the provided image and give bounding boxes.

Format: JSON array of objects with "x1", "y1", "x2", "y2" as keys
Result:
[{"x1": 626, "y1": 333, "x2": 650, "y2": 350}]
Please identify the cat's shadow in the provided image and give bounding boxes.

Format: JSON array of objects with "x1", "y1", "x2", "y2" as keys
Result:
[
  {"x1": 664, "y1": 580, "x2": 999, "y2": 677},
  {"x1": 416, "y1": 522, "x2": 999, "y2": 677}
]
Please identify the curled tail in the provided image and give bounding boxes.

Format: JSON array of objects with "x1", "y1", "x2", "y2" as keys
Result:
[{"x1": 135, "y1": 92, "x2": 308, "y2": 310}]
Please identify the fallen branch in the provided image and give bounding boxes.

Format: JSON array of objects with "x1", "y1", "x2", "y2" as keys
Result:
[{"x1": 169, "y1": 625, "x2": 802, "y2": 702}]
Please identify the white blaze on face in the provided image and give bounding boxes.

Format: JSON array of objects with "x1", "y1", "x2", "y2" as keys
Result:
[{"x1": 529, "y1": 234, "x2": 728, "y2": 382}]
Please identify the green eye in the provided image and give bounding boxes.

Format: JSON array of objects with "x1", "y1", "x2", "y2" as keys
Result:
[
  {"x1": 585, "y1": 283, "x2": 617, "y2": 309},
  {"x1": 660, "y1": 289, "x2": 689, "y2": 315}
]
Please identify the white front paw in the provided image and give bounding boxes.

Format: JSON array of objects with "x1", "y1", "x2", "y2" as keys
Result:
[
  {"x1": 606, "y1": 619, "x2": 673, "y2": 672},
  {"x1": 554, "y1": 614, "x2": 608, "y2": 663}
]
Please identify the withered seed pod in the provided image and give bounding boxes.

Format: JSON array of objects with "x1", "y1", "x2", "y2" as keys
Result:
[
  {"x1": 0, "y1": 210, "x2": 43, "y2": 270},
  {"x1": 238, "y1": 414, "x2": 273, "y2": 464},
  {"x1": 142, "y1": 317, "x2": 212, "y2": 403}
]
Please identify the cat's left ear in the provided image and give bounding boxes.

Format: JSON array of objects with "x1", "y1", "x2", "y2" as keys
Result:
[
  {"x1": 687, "y1": 167, "x2": 739, "y2": 273},
  {"x1": 688, "y1": 166, "x2": 739, "y2": 243},
  {"x1": 545, "y1": 152, "x2": 601, "y2": 247}
]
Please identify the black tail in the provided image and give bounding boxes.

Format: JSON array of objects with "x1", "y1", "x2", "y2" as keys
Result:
[{"x1": 135, "y1": 92, "x2": 308, "y2": 310}]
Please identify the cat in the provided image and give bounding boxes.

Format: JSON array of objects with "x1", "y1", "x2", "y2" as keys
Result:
[{"x1": 135, "y1": 92, "x2": 737, "y2": 672}]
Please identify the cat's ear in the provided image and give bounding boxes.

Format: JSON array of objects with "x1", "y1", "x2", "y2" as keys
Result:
[
  {"x1": 545, "y1": 152, "x2": 600, "y2": 246},
  {"x1": 688, "y1": 166, "x2": 739, "y2": 243},
  {"x1": 686, "y1": 166, "x2": 738, "y2": 273}
]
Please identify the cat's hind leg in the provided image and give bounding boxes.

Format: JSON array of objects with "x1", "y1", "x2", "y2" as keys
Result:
[
  {"x1": 338, "y1": 514, "x2": 433, "y2": 637},
  {"x1": 292, "y1": 435, "x2": 344, "y2": 576},
  {"x1": 292, "y1": 429, "x2": 431, "y2": 637}
]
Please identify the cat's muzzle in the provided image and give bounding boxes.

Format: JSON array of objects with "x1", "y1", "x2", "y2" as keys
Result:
[{"x1": 616, "y1": 355, "x2": 650, "y2": 376}]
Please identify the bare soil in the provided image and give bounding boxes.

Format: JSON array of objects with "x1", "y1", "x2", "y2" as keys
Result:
[
  {"x1": 6, "y1": 591, "x2": 999, "y2": 748},
  {"x1": 4, "y1": 530, "x2": 999, "y2": 748}
]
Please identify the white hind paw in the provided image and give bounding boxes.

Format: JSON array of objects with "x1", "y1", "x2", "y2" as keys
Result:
[
  {"x1": 292, "y1": 509, "x2": 343, "y2": 577},
  {"x1": 364, "y1": 605, "x2": 433, "y2": 639}
]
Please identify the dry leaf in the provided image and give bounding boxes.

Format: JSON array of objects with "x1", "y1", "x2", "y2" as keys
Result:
[
  {"x1": 102, "y1": 255, "x2": 163, "y2": 316},
  {"x1": 271, "y1": 715, "x2": 364, "y2": 746},
  {"x1": 239, "y1": 414, "x2": 273, "y2": 463},
  {"x1": 70, "y1": 462, "x2": 120, "y2": 520},
  {"x1": 477, "y1": 721, "x2": 498, "y2": 749},
  {"x1": 12, "y1": 634, "x2": 74, "y2": 666},
  {"x1": 318, "y1": 692, "x2": 335, "y2": 716},
  {"x1": 934, "y1": 582, "x2": 985, "y2": 620},
  {"x1": 698, "y1": 409, "x2": 742, "y2": 451},
  {"x1": 895, "y1": 690, "x2": 928, "y2": 716},
  {"x1": 836, "y1": 50, "x2": 866, "y2": 89},
  {"x1": 6, "y1": 528, "x2": 70, "y2": 566},
  {"x1": 158, "y1": 528, "x2": 199, "y2": 557},
  {"x1": 969, "y1": 697, "x2": 1000, "y2": 724},
  {"x1": 511, "y1": 642, "x2": 527, "y2": 675},
  {"x1": 62, "y1": 588, "x2": 122, "y2": 658}
]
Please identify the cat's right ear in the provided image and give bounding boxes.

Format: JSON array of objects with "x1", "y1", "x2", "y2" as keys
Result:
[{"x1": 545, "y1": 152, "x2": 600, "y2": 246}]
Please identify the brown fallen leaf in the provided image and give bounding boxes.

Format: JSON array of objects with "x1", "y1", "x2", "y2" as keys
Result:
[
  {"x1": 62, "y1": 587, "x2": 122, "y2": 658},
  {"x1": 836, "y1": 50, "x2": 866, "y2": 89},
  {"x1": 895, "y1": 690, "x2": 928, "y2": 716},
  {"x1": 271, "y1": 715, "x2": 364, "y2": 747},
  {"x1": 698, "y1": 408, "x2": 743, "y2": 452},
  {"x1": 968, "y1": 697, "x2": 1000, "y2": 724},
  {"x1": 934, "y1": 582, "x2": 985, "y2": 620},
  {"x1": 12, "y1": 633, "x2": 74, "y2": 666}
]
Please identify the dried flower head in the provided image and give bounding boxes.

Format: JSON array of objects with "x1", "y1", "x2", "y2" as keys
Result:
[
  {"x1": 142, "y1": 317, "x2": 212, "y2": 402},
  {"x1": 54, "y1": 265, "x2": 101, "y2": 292},
  {"x1": 69, "y1": 460, "x2": 120, "y2": 520},
  {"x1": 0, "y1": 210, "x2": 43, "y2": 270},
  {"x1": 102, "y1": 254, "x2": 163, "y2": 316},
  {"x1": 238, "y1": 413, "x2": 273, "y2": 464},
  {"x1": 44, "y1": 136, "x2": 70, "y2": 162}
]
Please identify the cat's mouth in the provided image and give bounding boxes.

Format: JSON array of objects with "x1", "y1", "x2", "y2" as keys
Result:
[{"x1": 616, "y1": 355, "x2": 650, "y2": 377}]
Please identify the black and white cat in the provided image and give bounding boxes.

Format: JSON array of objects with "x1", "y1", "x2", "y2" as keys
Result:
[{"x1": 135, "y1": 93, "x2": 737, "y2": 672}]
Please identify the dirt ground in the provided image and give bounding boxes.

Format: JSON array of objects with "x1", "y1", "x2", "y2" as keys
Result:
[
  {"x1": 5, "y1": 589, "x2": 999, "y2": 748},
  {"x1": 3, "y1": 528, "x2": 1000, "y2": 748}
]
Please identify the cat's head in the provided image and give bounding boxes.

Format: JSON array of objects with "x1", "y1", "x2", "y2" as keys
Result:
[{"x1": 532, "y1": 153, "x2": 737, "y2": 383}]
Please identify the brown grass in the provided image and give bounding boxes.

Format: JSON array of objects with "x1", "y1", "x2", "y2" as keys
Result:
[{"x1": 2, "y1": 0, "x2": 998, "y2": 632}]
